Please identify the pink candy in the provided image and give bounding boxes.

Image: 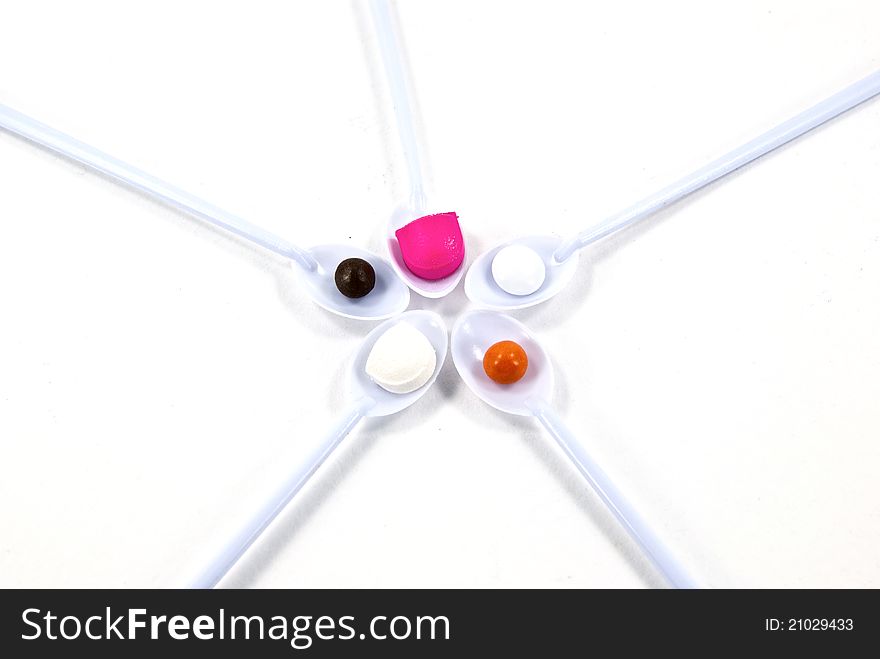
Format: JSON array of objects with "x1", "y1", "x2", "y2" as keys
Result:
[{"x1": 394, "y1": 212, "x2": 464, "y2": 280}]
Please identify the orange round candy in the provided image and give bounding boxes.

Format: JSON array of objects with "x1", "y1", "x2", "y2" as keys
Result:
[{"x1": 483, "y1": 340, "x2": 528, "y2": 384}]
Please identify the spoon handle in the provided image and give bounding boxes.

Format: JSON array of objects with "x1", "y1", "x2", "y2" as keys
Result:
[
  {"x1": 528, "y1": 400, "x2": 697, "y2": 589},
  {"x1": 189, "y1": 397, "x2": 374, "y2": 589},
  {"x1": 0, "y1": 103, "x2": 318, "y2": 271},
  {"x1": 553, "y1": 69, "x2": 880, "y2": 263},
  {"x1": 369, "y1": 0, "x2": 428, "y2": 214}
]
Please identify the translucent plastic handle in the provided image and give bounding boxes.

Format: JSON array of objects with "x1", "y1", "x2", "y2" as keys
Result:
[
  {"x1": 369, "y1": 0, "x2": 428, "y2": 214},
  {"x1": 189, "y1": 397, "x2": 374, "y2": 589},
  {"x1": 528, "y1": 399, "x2": 697, "y2": 589},
  {"x1": 554, "y1": 69, "x2": 880, "y2": 262},
  {"x1": 0, "y1": 103, "x2": 318, "y2": 271}
]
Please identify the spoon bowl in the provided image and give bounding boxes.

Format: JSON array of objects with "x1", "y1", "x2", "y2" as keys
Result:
[
  {"x1": 451, "y1": 310, "x2": 553, "y2": 416},
  {"x1": 450, "y1": 308, "x2": 697, "y2": 588},
  {"x1": 464, "y1": 235, "x2": 579, "y2": 310},
  {"x1": 351, "y1": 309, "x2": 448, "y2": 416},
  {"x1": 0, "y1": 104, "x2": 412, "y2": 323},
  {"x1": 465, "y1": 71, "x2": 880, "y2": 313},
  {"x1": 387, "y1": 207, "x2": 465, "y2": 299},
  {"x1": 294, "y1": 244, "x2": 411, "y2": 321},
  {"x1": 191, "y1": 308, "x2": 446, "y2": 588}
]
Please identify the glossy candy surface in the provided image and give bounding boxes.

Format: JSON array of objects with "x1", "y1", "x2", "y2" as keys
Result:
[
  {"x1": 482, "y1": 340, "x2": 529, "y2": 385},
  {"x1": 365, "y1": 321, "x2": 437, "y2": 394},
  {"x1": 394, "y1": 212, "x2": 464, "y2": 280},
  {"x1": 334, "y1": 257, "x2": 376, "y2": 298},
  {"x1": 491, "y1": 244, "x2": 546, "y2": 296}
]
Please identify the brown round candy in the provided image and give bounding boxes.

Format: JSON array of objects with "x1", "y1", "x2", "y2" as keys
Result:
[{"x1": 334, "y1": 258, "x2": 376, "y2": 298}]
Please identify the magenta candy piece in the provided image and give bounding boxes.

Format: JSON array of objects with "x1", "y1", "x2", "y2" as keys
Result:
[{"x1": 394, "y1": 212, "x2": 464, "y2": 281}]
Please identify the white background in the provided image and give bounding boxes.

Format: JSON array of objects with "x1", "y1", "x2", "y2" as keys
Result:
[{"x1": 1, "y1": 0, "x2": 878, "y2": 588}]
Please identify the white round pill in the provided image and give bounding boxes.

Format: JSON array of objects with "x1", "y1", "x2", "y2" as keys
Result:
[
  {"x1": 491, "y1": 244, "x2": 546, "y2": 296},
  {"x1": 365, "y1": 321, "x2": 437, "y2": 394}
]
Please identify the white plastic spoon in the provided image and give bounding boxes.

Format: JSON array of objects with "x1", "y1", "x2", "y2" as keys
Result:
[
  {"x1": 451, "y1": 310, "x2": 696, "y2": 588},
  {"x1": 369, "y1": 0, "x2": 466, "y2": 298},
  {"x1": 0, "y1": 103, "x2": 410, "y2": 320},
  {"x1": 190, "y1": 309, "x2": 447, "y2": 588},
  {"x1": 466, "y1": 69, "x2": 880, "y2": 310}
]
